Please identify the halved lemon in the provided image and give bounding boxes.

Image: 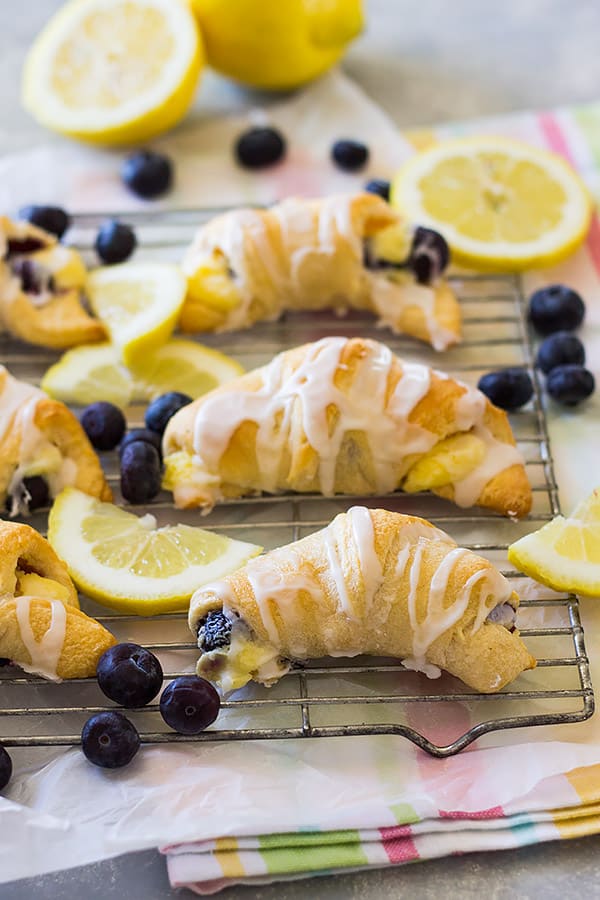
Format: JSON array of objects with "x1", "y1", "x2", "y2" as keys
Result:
[
  {"x1": 508, "y1": 488, "x2": 600, "y2": 597},
  {"x1": 48, "y1": 489, "x2": 262, "y2": 615},
  {"x1": 41, "y1": 339, "x2": 243, "y2": 407},
  {"x1": 22, "y1": 0, "x2": 203, "y2": 145},
  {"x1": 391, "y1": 136, "x2": 592, "y2": 271},
  {"x1": 87, "y1": 262, "x2": 187, "y2": 369}
]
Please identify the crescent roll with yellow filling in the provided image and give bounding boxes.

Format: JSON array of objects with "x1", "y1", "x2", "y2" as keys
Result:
[
  {"x1": 0, "y1": 521, "x2": 116, "y2": 680},
  {"x1": 163, "y1": 336, "x2": 532, "y2": 517},
  {"x1": 0, "y1": 364, "x2": 111, "y2": 516},
  {"x1": 189, "y1": 507, "x2": 535, "y2": 694},
  {"x1": 0, "y1": 215, "x2": 106, "y2": 349},
  {"x1": 180, "y1": 193, "x2": 461, "y2": 350}
]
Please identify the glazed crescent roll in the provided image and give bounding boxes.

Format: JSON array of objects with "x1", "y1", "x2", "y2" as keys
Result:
[
  {"x1": 163, "y1": 336, "x2": 531, "y2": 517},
  {"x1": 0, "y1": 364, "x2": 111, "y2": 516},
  {"x1": 189, "y1": 507, "x2": 536, "y2": 694},
  {"x1": 0, "y1": 215, "x2": 106, "y2": 349},
  {"x1": 0, "y1": 521, "x2": 116, "y2": 680},
  {"x1": 180, "y1": 193, "x2": 461, "y2": 350}
]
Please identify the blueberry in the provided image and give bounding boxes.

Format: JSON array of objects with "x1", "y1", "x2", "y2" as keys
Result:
[
  {"x1": 159, "y1": 676, "x2": 220, "y2": 734},
  {"x1": 120, "y1": 441, "x2": 162, "y2": 504},
  {"x1": 22, "y1": 476, "x2": 49, "y2": 511},
  {"x1": 197, "y1": 610, "x2": 232, "y2": 651},
  {"x1": 80, "y1": 401, "x2": 126, "y2": 451},
  {"x1": 529, "y1": 284, "x2": 585, "y2": 335},
  {"x1": 0, "y1": 746, "x2": 12, "y2": 791},
  {"x1": 331, "y1": 139, "x2": 369, "y2": 172},
  {"x1": 408, "y1": 227, "x2": 450, "y2": 284},
  {"x1": 364, "y1": 179, "x2": 391, "y2": 201},
  {"x1": 145, "y1": 391, "x2": 193, "y2": 436},
  {"x1": 5, "y1": 476, "x2": 50, "y2": 515},
  {"x1": 81, "y1": 711, "x2": 140, "y2": 768},
  {"x1": 97, "y1": 643, "x2": 163, "y2": 708},
  {"x1": 95, "y1": 219, "x2": 136, "y2": 264},
  {"x1": 120, "y1": 428, "x2": 163, "y2": 460},
  {"x1": 478, "y1": 368, "x2": 534, "y2": 411},
  {"x1": 121, "y1": 150, "x2": 173, "y2": 199},
  {"x1": 18, "y1": 205, "x2": 70, "y2": 239},
  {"x1": 11, "y1": 258, "x2": 50, "y2": 295},
  {"x1": 235, "y1": 127, "x2": 286, "y2": 169},
  {"x1": 535, "y1": 331, "x2": 586, "y2": 374},
  {"x1": 546, "y1": 365, "x2": 595, "y2": 406}
]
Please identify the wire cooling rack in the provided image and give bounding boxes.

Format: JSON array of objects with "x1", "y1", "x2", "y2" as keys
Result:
[{"x1": 0, "y1": 213, "x2": 594, "y2": 758}]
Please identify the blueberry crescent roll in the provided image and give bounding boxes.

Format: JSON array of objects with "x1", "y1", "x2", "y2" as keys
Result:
[
  {"x1": 0, "y1": 521, "x2": 116, "y2": 680},
  {"x1": 163, "y1": 336, "x2": 531, "y2": 517},
  {"x1": 180, "y1": 193, "x2": 460, "y2": 350},
  {"x1": 0, "y1": 364, "x2": 112, "y2": 516},
  {"x1": 0, "y1": 215, "x2": 106, "y2": 349},
  {"x1": 189, "y1": 507, "x2": 536, "y2": 693}
]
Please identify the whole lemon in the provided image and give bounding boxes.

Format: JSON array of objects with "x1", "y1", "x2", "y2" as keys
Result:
[{"x1": 190, "y1": 0, "x2": 364, "y2": 91}]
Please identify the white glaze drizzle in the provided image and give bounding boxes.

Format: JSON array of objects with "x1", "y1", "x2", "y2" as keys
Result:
[
  {"x1": 0, "y1": 367, "x2": 44, "y2": 445},
  {"x1": 450, "y1": 388, "x2": 524, "y2": 507},
  {"x1": 14, "y1": 596, "x2": 67, "y2": 681},
  {"x1": 406, "y1": 542, "x2": 472, "y2": 661},
  {"x1": 186, "y1": 194, "x2": 457, "y2": 348},
  {"x1": 191, "y1": 508, "x2": 515, "y2": 689},
  {"x1": 191, "y1": 337, "x2": 438, "y2": 502},
  {"x1": 348, "y1": 506, "x2": 384, "y2": 612}
]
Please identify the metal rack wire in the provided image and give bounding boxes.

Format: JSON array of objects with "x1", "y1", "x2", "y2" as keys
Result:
[{"x1": 0, "y1": 215, "x2": 594, "y2": 757}]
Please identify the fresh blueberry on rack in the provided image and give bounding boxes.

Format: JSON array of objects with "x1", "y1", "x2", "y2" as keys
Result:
[
  {"x1": 535, "y1": 331, "x2": 586, "y2": 374},
  {"x1": 18, "y1": 205, "x2": 71, "y2": 239},
  {"x1": 159, "y1": 675, "x2": 221, "y2": 735},
  {"x1": 94, "y1": 219, "x2": 137, "y2": 264},
  {"x1": 120, "y1": 441, "x2": 162, "y2": 504},
  {"x1": 97, "y1": 643, "x2": 163, "y2": 708},
  {"x1": 80, "y1": 402, "x2": 126, "y2": 451},
  {"x1": 198, "y1": 610, "x2": 232, "y2": 651},
  {"x1": 235, "y1": 126, "x2": 287, "y2": 169},
  {"x1": 0, "y1": 746, "x2": 12, "y2": 791},
  {"x1": 120, "y1": 428, "x2": 163, "y2": 460},
  {"x1": 121, "y1": 150, "x2": 173, "y2": 199},
  {"x1": 528, "y1": 284, "x2": 585, "y2": 335},
  {"x1": 477, "y1": 368, "x2": 534, "y2": 411},
  {"x1": 81, "y1": 711, "x2": 140, "y2": 768},
  {"x1": 145, "y1": 391, "x2": 193, "y2": 436},
  {"x1": 331, "y1": 139, "x2": 369, "y2": 172},
  {"x1": 364, "y1": 179, "x2": 391, "y2": 201},
  {"x1": 408, "y1": 227, "x2": 450, "y2": 284},
  {"x1": 546, "y1": 365, "x2": 595, "y2": 406}
]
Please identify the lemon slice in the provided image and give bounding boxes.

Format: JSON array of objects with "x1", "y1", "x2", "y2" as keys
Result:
[
  {"x1": 391, "y1": 136, "x2": 592, "y2": 271},
  {"x1": 42, "y1": 343, "x2": 132, "y2": 407},
  {"x1": 87, "y1": 263, "x2": 187, "y2": 369},
  {"x1": 508, "y1": 488, "x2": 600, "y2": 597},
  {"x1": 48, "y1": 489, "x2": 262, "y2": 615},
  {"x1": 41, "y1": 339, "x2": 243, "y2": 407},
  {"x1": 22, "y1": 0, "x2": 203, "y2": 146}
]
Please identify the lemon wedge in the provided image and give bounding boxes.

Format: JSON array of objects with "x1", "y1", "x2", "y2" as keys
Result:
[
  {"x1": 391, "y1": 136, "x2": 592, "y2": 271},
  {"x1": 22, "y1": 0, "x2": 203, "y2": 145},
  {"x1": 508, "y1": 488, "x2": 600, "y2": 597},
  {"x1": 41, "y1": 339, "x2": 243, "y2": 407},
  {"x1": 48, "y1": 489, "x2": 262, "y2": 615},
  {"x1": 87, "y1": 263, "x2": 187, "y2": 369}
]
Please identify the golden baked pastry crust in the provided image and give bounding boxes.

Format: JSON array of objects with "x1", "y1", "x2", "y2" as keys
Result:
[
  {"x1": 0, "y1": 520, "x2": 78, "y2": 607},
  {"x1": 189, "y1": 508, "x2": 536, "y2": 694},
  {"x1": 180, "y1": 193, "x2": 461, "y2": 350},
  {"x1": 0, "y1": 365, "x2": 112, "y2": 513},
  {"x1": 0, "y1": 216, "x2": 106, "y2": 349},
  {"x1": 163, "y1": 337, "x2": 532, "y2": 517}
]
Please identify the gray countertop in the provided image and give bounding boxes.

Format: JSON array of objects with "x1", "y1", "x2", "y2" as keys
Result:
[{"x1": 2, "y1": 0, "x2": 600, "y2": 896}]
